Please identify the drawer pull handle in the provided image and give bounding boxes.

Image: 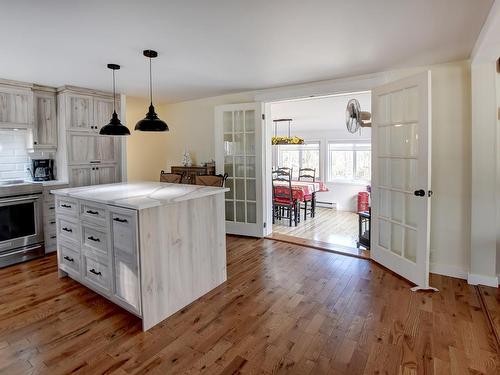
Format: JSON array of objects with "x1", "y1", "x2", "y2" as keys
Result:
[
  {"x1": 113, "y1": 217, "x2": 128, "y2": 223},
  {"x1": 61, "y1": 204, "x2": 72, "y2": 208},
  {"x1": 63, "y1": 256, "x2": 74, "y2": 262},
  {"x1": 50, "y1": 235, "x2": 57, "y2": 239},
  {"x1": 86, "y1": 210, "x2": 99, "y2": 215},
  {"x1": 62, "y1": 227, "x2": 72, "y2": 233},
  {"x1": 87, "y1": 236, "x2": 100, "y2": 242},
  {"x1": 50, "y1": 221, "x2": 56, "y2": 224},
  {"x1": 89, "y1": 268, "x2": 102, "y2": 276},
  {"x1": 49, "y1": 206, "x2": 55, "y2": 210}
]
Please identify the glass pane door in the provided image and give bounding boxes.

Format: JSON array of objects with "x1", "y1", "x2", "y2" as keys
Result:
[{"x1": 216, "y1": 103, "x2": 263, "y2": 237}]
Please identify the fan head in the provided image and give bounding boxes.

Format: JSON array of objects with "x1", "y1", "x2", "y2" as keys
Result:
[{"x1": 345, "y1": 99, "x2": 371, "y2": 133}]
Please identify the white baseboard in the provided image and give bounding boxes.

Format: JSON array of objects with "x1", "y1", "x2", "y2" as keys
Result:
[
  {"x1": 430, "y1": 263, "x2": 468, "y2": 280},
  {"x1": 467, "y1": 273, "x2": 499, "y2": 287}
]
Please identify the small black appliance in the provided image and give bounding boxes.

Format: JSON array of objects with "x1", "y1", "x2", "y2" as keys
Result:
[{"x1": 31, "y1": 159, "x2": 54, "y2": 181}]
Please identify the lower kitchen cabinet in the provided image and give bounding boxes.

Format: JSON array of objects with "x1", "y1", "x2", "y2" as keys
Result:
[
  {"x1": 69, "y1": 164, "x2": 118, "y2": 187},
  {"x1": 55, "y1": 197, "x2": 141, "y2": 316}
]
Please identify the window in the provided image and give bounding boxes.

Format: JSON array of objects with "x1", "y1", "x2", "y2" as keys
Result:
[
  {"x1": 277, "y1": 142, "x2": 320, "y2": 179},
  {"x1": 328, "y1": 143, "x2": 371, "y2": 182}
]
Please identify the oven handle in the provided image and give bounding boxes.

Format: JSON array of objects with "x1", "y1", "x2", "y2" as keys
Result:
[{"x1": 0, "y1": 195, "x2": 42, "y2": 204}]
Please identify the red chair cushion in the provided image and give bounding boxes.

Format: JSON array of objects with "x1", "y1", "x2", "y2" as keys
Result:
[
  {"x1": 302, "y1": 194, "x2": 313, "y2": 201},
  {"x1": 274, "y1": 197, "x2": 294, "y2": 205}
]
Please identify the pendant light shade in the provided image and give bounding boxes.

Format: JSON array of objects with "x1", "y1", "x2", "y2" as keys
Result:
[
  {"x1": 99, "y1": 64, "x2": 130, "y2": 136},
  {"x1": 135, "y1": 50, "x2": 169, "y2": 132}
]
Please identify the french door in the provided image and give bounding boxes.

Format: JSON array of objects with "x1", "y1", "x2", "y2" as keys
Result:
[
  {"x1": 371, "y1": 71, "x2": 435, "y2": 290},
  {"x1": 215, "y1": 103, "x2": 264, "y2": 237}
]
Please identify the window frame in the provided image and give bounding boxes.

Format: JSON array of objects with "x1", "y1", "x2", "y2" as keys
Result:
[
  {"x1": 327, "y1": 141, "x2": 371, "y2": 184},
  {"x1": 276, "y1": 140, "x2": 321, "y2": 179}
]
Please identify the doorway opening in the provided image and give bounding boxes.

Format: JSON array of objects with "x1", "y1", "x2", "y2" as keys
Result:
[{"x1": 265, "y1": 91, "x2": 372, "y2": 258}]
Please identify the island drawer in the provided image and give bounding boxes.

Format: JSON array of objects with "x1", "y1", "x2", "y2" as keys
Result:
[
  {"x1": 111, "y1": 208, "x2": 138, "y2": 257},
  {"x1": 83, "y1": 255, "x2": 111, "y2": 292},
  {"x1": 59, "y1": 244, "x2": 81, "y2": 275},
  {"x1": 81, "y1": 201, "x2": 107, "y2": 225},
  {"x1": 57, "y1": 216, "x2": 79, "y2": 244},
  {"x1": 56, "y1": 197, "x2": 78, "y2": 217},
  {"x1": 82, "y1": 223, "x2": 108, "y2": 257}
]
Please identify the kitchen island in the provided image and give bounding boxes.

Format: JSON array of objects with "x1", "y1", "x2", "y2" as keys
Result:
[{"x1": 52, "y1": 182, "x2": 228, "y2": 331}]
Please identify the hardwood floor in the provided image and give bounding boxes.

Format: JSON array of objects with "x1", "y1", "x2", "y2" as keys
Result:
[
  {"x1": 272, "y1": 207, "x2": 359, "y2": 249},
  {"x1": 0, "y1": 236, "x2": 499, "y2": 374}
]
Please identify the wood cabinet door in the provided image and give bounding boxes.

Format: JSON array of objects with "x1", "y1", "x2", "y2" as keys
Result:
[
  {"x1": 33, "y1": 92, "x2": 57, "y2": 148},
  {"x1": 94, "y1": 164, "x2": 118, "y2": 185},
  {"x1": 66, "y1": 94, "x2": 93, "y2": 132},
  {"x1": 69, "y1": 165, "x2": 92, "y2": 187},
  {"x1": 68, "y1": 134, "x2": 97, "y2": 164},
  {"x1": 0, "y1": 88, "x2": 33, "y2": 125},
  {"x1": 95, "y1": 135, "x2": 118, "y2": 163},
  {"x1": 93, "y1": 97, "x2": 115, "y2": 133}
]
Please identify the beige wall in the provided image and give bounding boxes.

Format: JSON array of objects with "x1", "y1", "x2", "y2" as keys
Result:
[
  {"x1": 126, "y1": 60, "x2": 473, "y2": 279},
  {"x1": 125, "y1": 97, "x2": 170, "y2": 181}
]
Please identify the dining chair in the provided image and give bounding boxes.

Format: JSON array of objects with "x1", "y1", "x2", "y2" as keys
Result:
[
  {"x1": 194, "y1": 173, "x2": 228, "y2": 187},
  {"x1": 298, "y1": 168, "x2": 316, "y2": 220},
  {"x1": 277, "y1": 166, "x2": 293, "y2": 179},
  {"x1": 272, "y1": 170, "x2": 299, "y2": 227},
  {"x1": 160, "y1": 171, "x2": 182, "y2": 183}
]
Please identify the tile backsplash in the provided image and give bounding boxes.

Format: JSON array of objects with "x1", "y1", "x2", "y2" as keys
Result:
[{"x1": 0, "y1": 129, "x2": 30, "y2": 180}]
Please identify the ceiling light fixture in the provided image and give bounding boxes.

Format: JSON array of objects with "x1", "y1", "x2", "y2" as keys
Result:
[
  {"x1": 99, "y1": 64, "x2": 130, "y2": 136},
  {"x1": 135, "y1": 49, "x2": 169, "y2": 132}
]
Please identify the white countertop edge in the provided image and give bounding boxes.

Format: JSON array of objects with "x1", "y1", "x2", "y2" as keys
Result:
[{"x1": 51, "y1": 182, "x2": 229, "y2": 210}]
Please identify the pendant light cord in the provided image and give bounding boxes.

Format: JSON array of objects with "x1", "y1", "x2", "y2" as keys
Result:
[
  {"x1": 149, "y1": 56, "x2": 153, "y2": 105},
  {"x1": 112, "y1": 68, "x2": 116, "y2": 113}
]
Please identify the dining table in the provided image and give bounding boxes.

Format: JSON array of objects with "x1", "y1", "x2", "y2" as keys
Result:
[{"x1": 273, "y1": 179, "x2": 329, "y2": 202}]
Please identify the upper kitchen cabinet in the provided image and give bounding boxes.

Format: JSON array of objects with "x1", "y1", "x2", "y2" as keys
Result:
[
  {"x1": 0, "y1": 80, "x2": 34, "y2": 128},
  {"x1": 32, "y1": 87, "x2": 57, "y2": 149},
  {"x1": 65, "y1": 93, "x2": 94, "y2": 132},
  {"x1": 59, "y1": 87, "x2": 118, "y2": 134}
]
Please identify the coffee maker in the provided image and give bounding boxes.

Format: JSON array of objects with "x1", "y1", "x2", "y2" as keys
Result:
[{"x1": 31, "y1": 159, "x2": 54, "y2": 181}]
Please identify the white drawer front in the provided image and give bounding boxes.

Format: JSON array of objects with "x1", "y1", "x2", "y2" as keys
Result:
[
  {"x1": 81, "y1": 202, "x2": 107, "y2": 225},
  {"x1": 44, "y1": 217, "x2": 57, "y2": 232},
  {"x1": 44, "y1": 201, "x2": 56, "y2": 217},
  {"x1": 84, "y1": 256, "x2": 110, "y2": 292},
  {"x1": 111, "y1": 211, "x2": 137, "y2": 257},
  {"x1": 60, "y1": 244, "x2": 80, "y2": 274},
  {"x1": 56, "y1": 198, "x2": 78, "y2": 217},
  {"x1": 57, "y1": 217, "x2": 79, "y2": 244},
  {"x1": 82, "y1": 224, "x2": 108, "y2": 256},
  {"x1": 114, "y1": 253, "x2": 140, "y2": 313}
]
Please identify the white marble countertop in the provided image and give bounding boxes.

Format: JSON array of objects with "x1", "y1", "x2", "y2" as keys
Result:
[
  {"x1": 41, "y1": 180, "x2": 69, "y2": 187},
  {"x1": 51, "y1": 181, "x2": 229, "y2": 210}
]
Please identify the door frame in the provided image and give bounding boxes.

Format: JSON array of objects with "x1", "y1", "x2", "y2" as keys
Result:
[{"x1": 259, "y1": 74, "x2": 386, "y2": 236}]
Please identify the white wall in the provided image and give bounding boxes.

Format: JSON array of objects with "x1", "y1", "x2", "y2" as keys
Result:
[{"x1": 159, "y1": 60, "x2": 472, "y2": 280}]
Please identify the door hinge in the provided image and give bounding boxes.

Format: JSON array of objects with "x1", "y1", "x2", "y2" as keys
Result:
[{"x1": 262, "y1": 114, "x2": 265, "y2": 120}]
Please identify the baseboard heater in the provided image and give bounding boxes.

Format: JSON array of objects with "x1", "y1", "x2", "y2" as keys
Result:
[{"x1": 316, "y1": 201, "x2": 336, "y2": 209}]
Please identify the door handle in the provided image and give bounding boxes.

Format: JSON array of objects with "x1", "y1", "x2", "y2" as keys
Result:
[
  {"x1": 414, "y1": 189, "x2": 425, "y2": 197},
  {"x1": 113, "y1": 217, "x2": 128, "y2": 223},
  {"x1": 89, "y1": 268, "x2": 102, "y2": 276}
]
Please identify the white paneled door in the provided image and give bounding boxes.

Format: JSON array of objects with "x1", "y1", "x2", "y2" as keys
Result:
[
  {"x1": 215, "y1": 103, "x2": 264, "y2": 237},
  {"x1": 371, "y1": 71, "x2": 436, "y2": 290}
]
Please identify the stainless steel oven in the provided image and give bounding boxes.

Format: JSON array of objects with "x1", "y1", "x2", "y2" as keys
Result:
[{"x1": 0, "y1": 182, "x2": 44, "y2": 268}]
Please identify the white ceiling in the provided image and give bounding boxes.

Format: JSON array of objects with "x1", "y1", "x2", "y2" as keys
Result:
[
  {"x1": 0, "y1": 0, "x2": 494, "y2": 102},
  {"x1": 271, "y1": 92, "x2": 371, "y2": 133}
]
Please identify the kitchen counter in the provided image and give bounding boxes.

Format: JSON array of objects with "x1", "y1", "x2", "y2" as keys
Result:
[
  {"x1": 52, "y1": 181, "x2": 227, "y2": 331},
  {"x1": 52, "y1": 181, "x2": 228, "y2": 209}
]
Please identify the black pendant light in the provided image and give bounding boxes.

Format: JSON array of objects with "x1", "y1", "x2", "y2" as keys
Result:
[
  {"x1": 99, "y1": 64, "x2": 130, "y2": 136},
  {"x1": 135, "y1": 50, "x2": 169, "y2": 132}
]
